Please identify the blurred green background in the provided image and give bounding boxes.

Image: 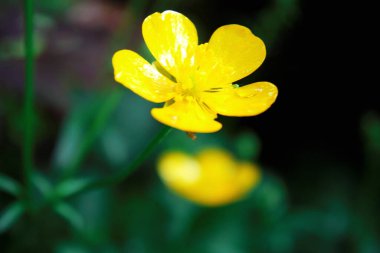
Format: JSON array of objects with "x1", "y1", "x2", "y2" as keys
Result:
[{"x1": 0, "y1": 0, "x2": 378, "y2": 252}]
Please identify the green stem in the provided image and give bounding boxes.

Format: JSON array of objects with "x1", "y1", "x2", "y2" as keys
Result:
[
  {"x1": 65, "y1": 126, "x2": 172, "y2": 196},
  {"x1": 23, "y1": 0, "x2": 35, "y2": 210}
]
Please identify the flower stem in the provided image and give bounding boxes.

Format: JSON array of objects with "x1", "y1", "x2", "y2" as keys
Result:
[
  {"x1": 23, "y1": 0, "x2": 35, "y2": 211},
  {"x1": 66, "y1": 126, "x2": 172, "y2": 196}
]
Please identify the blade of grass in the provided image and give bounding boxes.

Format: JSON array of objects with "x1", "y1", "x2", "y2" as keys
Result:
[
  {"x1": 23, "y1": 0, "x2": 36, "y2": 211},
  {"x1": 54, "y1": 202, "x2": 84, "y2": 230},
  {"x1": 0, "y1": 202, "x2": 24, "y2": 233},
  {"x1": 0, "y1": 173, "x2": 21, "y2": 197}
]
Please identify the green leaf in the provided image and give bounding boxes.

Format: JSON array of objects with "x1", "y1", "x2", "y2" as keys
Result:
[
  {"x1": 51, "y1": 95, "x2": 97, "y2": 171},
  {"x1": 54, "y1": 177, "x2": 94, "y2": 198},
  {"x1": 0, "y1": 173, "x2": 21, "y2": 196},
  {"x1": 54, "y1": 202, "x2": 84, "y2": 230},
  {"x1": 51, "y1": 90, "x2": 123, "y2": 178},
  {"x1": 0, "y1": 201, "x2": 24, "y2": 233},
  {"x1": 31, "y1": 171, "x2": 52, "y2": 197}
]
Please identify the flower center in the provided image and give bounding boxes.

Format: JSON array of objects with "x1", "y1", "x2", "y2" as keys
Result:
[{"x1": 175, "y1": 76, "x2": 198, "y2": 102}]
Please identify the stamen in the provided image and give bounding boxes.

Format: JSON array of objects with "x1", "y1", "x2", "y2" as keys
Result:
[
  {"x1": 201, "y1": 102, "x2": 212, "y2": 111},
  {"x1": 152, "y1": 61, "x2": 177, "y2": 82},
  {"x1": 164, "y1": 99, "x2": 175, "y2": 107},
  {"x1": 200, "y1": 100, "x2": 216, "y2": 115},
  {"x1": 203, "y1": 87, "x2": 223, "y2": 93}
]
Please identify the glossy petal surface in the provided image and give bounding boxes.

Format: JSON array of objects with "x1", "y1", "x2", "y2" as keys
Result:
[
  {"x1": 151, "y1": 100, "x2": 222, "y2": 133},
  {"x1": 197, "y1": 25, "x2": 266, "y2": 88},
  {"x1": 142, "y1": 11, "x2": 198, "y2": 79},
  {"x1": 203, "y1": 82, "x2": 278, "y2": 116},
  {"x1": 112, "y1": 50, "x2": 176, "y2": 103}
]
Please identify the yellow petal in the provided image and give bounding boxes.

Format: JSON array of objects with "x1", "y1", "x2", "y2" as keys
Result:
[
  {"x1": 198, "y1": 25, "x2": 266, "y2": 88},
  {"x1": 151, "y1": 99, "x2": 222, "y2": 133},
  {"x1": 194, "y1": 149, "x2": 256, "y2": 206},
  {"x1": 157, "y1": 148, "x2": 261, "y2": 206},
  {"x1": 203, "y1": 82, "x2": 278, "y2": 117},
  {"x1": 190, "y1": 160, "x2": 260, "y2": 206},
  {"x1": 157, "y1": 151, "x2": 200, "y2": 190},
  {"x1": 112, "y1": 49, "x2": 176, "y2": 103},
  {"x1": 158, "y1": 151, "x2": 206, "y2": 204},
  {"x1": 196, "y1": 148, "x2": 236, "y2": 181},
  {"x1": 235, "y1": 163, "x2": 261, "y2": 195},
  {"x1": 142, "y1": 11, "x2": 198, "y2": 80}
]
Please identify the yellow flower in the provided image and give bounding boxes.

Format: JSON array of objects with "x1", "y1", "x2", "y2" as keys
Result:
[
  {"x1": 113, "y1": 10, "x2": 277, "y2": 133},
  {"x1": 157, "y1": 148, "x2": 261, "y2": 206}
]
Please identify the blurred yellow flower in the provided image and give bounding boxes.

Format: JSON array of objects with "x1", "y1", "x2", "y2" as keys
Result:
[
  {"x1": 113, "y1": 10, "x2": 277, "y2": 133},
  {"x1": 157, "y1": 148, "x2": 261, "y2": 206}
]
